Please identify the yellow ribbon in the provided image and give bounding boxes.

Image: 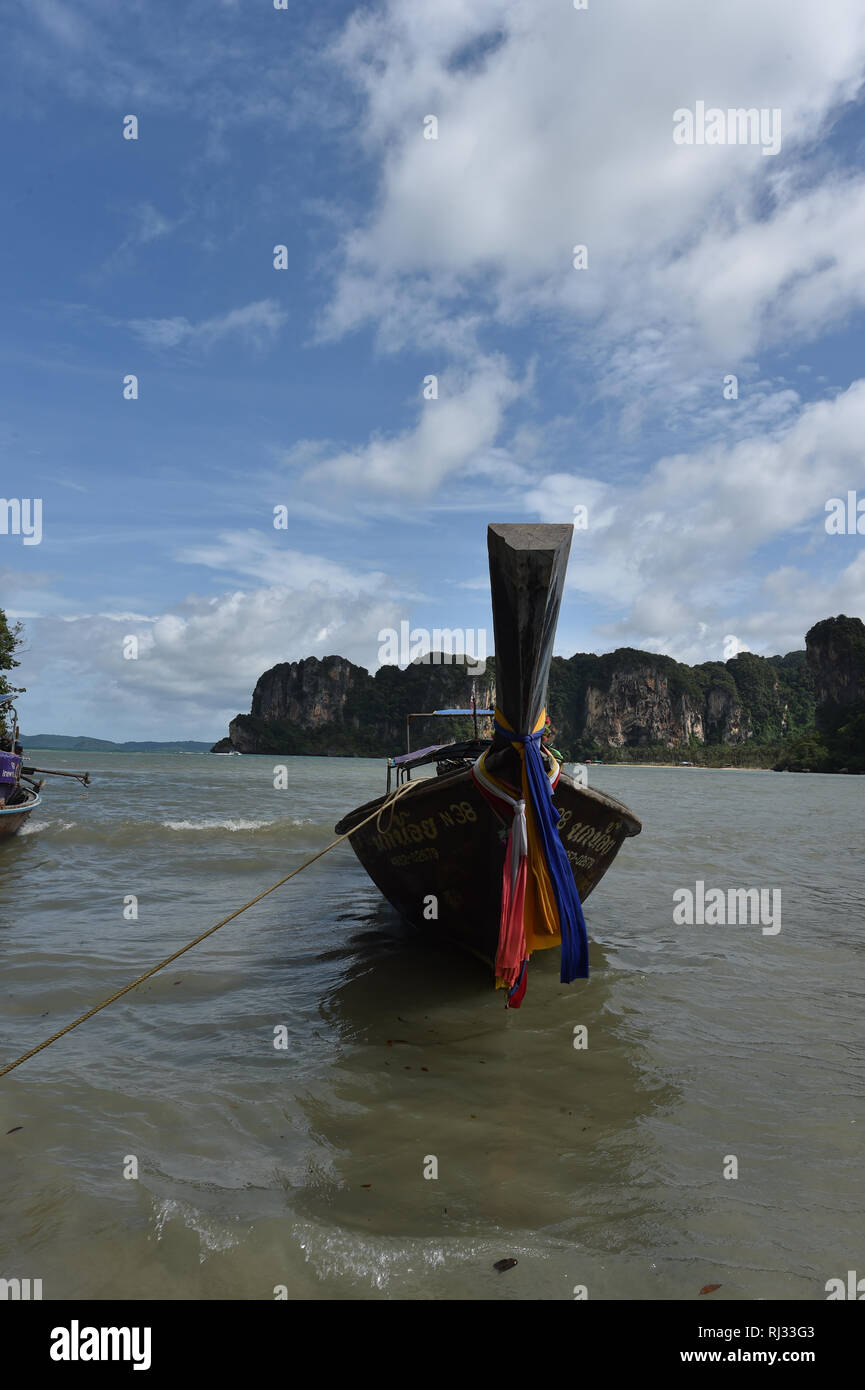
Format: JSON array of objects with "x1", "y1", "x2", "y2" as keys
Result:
[{"x1": 482, "y1": 708, "x2": 562, "y2": 955}]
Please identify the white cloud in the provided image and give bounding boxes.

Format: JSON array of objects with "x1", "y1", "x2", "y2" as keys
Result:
[
  {"x1": 10, "y1": 539, "x2": 410, "y2": 737},
  {"x1": 302, "y1": 356, "x2": 524, "y2": 496},
  {"x1": 177, "y1": 531, "x2": 392, "y2": 593},
  {"x1": 129, "y1": 299, "x2": 287, "y2": 352},
  {"x1": 526, "y1": 378, "x2": 865, "y2": 657},
  {"x1": 323, "y1": 0, "x2": 865, "y2": 375}
]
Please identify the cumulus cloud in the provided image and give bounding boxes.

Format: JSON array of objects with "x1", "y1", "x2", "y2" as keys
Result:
[
  {"x1": 7, "y1": 538, "x2": 409, "y2": 737},
  {"x1": 301, "y1": 356, "x2": 524, "y2": 496},
  {"x1": 323, "y1": 0, "x2": 865, "y2": 378},
  {"x1": 526, "y1": 379, "x2": 865, "y2": 658}
]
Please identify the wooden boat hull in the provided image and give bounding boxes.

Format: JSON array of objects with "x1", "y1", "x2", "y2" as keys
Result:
[
  {"x1": 0, "y1": 787, "x2": 41, "y2": 839},
  {"x1": 335, "y1": 768, "x2": 641, "y2": 969}
]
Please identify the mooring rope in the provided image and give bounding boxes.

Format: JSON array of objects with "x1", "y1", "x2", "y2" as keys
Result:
[
  {"x1": 0, "y1": 782, "x2": 428, "y2": 1079},
  {"x1": 374, "y1": 774, "x2": 427, "y2": 835}
]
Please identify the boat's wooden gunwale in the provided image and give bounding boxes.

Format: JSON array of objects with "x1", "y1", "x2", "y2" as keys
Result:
[
  {"x1": 0, "y1": 786, "x2": 41, "y2": 839},
  {"x1": 335, "y1": 765, "x2": 640, "y2": 968},
  {"x1": 335, "y1": 768, "x2": 641, "y2": 838}
]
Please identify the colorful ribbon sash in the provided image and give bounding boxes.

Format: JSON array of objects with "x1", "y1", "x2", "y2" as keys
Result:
[{"x1": 472, "y1": 708, "x2": 589, "y2": 1006}]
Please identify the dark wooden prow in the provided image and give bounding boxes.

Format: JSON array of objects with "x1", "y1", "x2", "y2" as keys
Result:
[{"x1": 487, "y1": 523, "x2": 573, "y2": 752}]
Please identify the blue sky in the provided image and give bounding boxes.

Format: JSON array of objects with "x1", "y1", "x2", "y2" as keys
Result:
[{"x1": 1, "y1": 0, "x2": 864, "y2": 739}]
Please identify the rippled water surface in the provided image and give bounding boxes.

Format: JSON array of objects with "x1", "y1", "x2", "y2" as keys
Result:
[{"x1": 1, "y1": 753, "x2": 862, "y2": 1300}]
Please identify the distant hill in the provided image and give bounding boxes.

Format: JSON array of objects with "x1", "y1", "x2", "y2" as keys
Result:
[{"x1": 21, "y1": 736, "x2": 217, "y2": 753}]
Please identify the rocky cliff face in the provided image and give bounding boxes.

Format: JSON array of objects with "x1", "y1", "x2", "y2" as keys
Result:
[
  {"x1": 250, "y1": 656, "x2": 371, "y2": 728},
  {"x1": 220, "y1": 655, "x2": 495, "y2": 756},
  {"x1": 583, "y1": 668, "x2": 694, "y2": 746},
  {"x1": 213, "y1": 632, "x2": 828, "y2": 756},
  {"x1": 576, "y1": 666, "x2": 752, "y2": 749},
  {"x1": 806, "y1": 616, "x2": 865, "y2": 734},
  {"x1": 704, "y1": 684, "x2": 753, "y2": 743}
]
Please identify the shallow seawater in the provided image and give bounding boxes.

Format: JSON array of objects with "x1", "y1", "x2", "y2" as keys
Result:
[{"x1": 0, "y1": 753, "x2": 862, "y2": 1300}]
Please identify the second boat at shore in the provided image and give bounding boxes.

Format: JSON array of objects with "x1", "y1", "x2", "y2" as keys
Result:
[{"x1": 0, "y1": 696, "x2": 90, "y2": 840}]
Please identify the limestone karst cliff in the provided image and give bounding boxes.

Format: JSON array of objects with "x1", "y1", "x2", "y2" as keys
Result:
[
  {"x1": 211, "y1": 629, "x2": 841, "y2": 762},
  {"x1": 772, "y1": 615, "x2": 865, "y2": 771},
  {"x1": 806, "y1": 616, "x2": 865, "y2": 734},
  {"x1": 214, "y1": 655, "x2": 497, "y2": 756}
]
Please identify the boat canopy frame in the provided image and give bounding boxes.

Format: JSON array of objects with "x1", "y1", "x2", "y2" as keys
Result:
[{"x1": 387, "y1": 701, "x2": 494, "y2": 792}]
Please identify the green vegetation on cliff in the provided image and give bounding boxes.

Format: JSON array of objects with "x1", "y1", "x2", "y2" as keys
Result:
[
  {"x1": 229, "y1": 656, "x2": 496, "y2": 756},
  {"x1": 217, "y1": 616, "x2": 864, "y2": 770},
  {"x1": 0, "y1": 608, "x2": 24, "y2": 737},
  {"x1": 773, "y1": 616, "x2": 865, "y2": 771}
]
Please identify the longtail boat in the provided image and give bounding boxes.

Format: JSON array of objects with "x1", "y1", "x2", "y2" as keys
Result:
[
  {"x1": 335, "y1": 523, "x2": 641, "y2": 1006},
  {"x1": 0, "y1": 696, "x2": 90, "y2": 840}
]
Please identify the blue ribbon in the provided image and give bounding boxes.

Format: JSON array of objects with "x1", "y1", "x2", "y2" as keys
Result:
[{"x1": 495, "y1": 720, "x2": 589, "y2": 982}]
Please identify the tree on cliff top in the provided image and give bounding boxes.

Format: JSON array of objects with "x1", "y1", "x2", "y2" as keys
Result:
[
  {"x1": 0, "y1": 609, "x2": 24, "y2": 733},
  {"x1": 806, "y1": 614, "x2": 865, "y2": 651}
]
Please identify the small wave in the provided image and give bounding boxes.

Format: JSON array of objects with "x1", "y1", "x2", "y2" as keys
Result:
[
  {"x1": 161, "y1": 818, "x2": 276, "y2": 832},
  {"x1": 152, "y1": 1196, "x2": 241, "y2": 1263},
  {"x1": 292, "y1": 1219, "x2": 543, "y2": 1291},
  {"x1": 19, "y1": 819, "x2": 77, "y2": 836},
  {"x1": 14, "y1": 815, "x2": 321, "y2": 847}
]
